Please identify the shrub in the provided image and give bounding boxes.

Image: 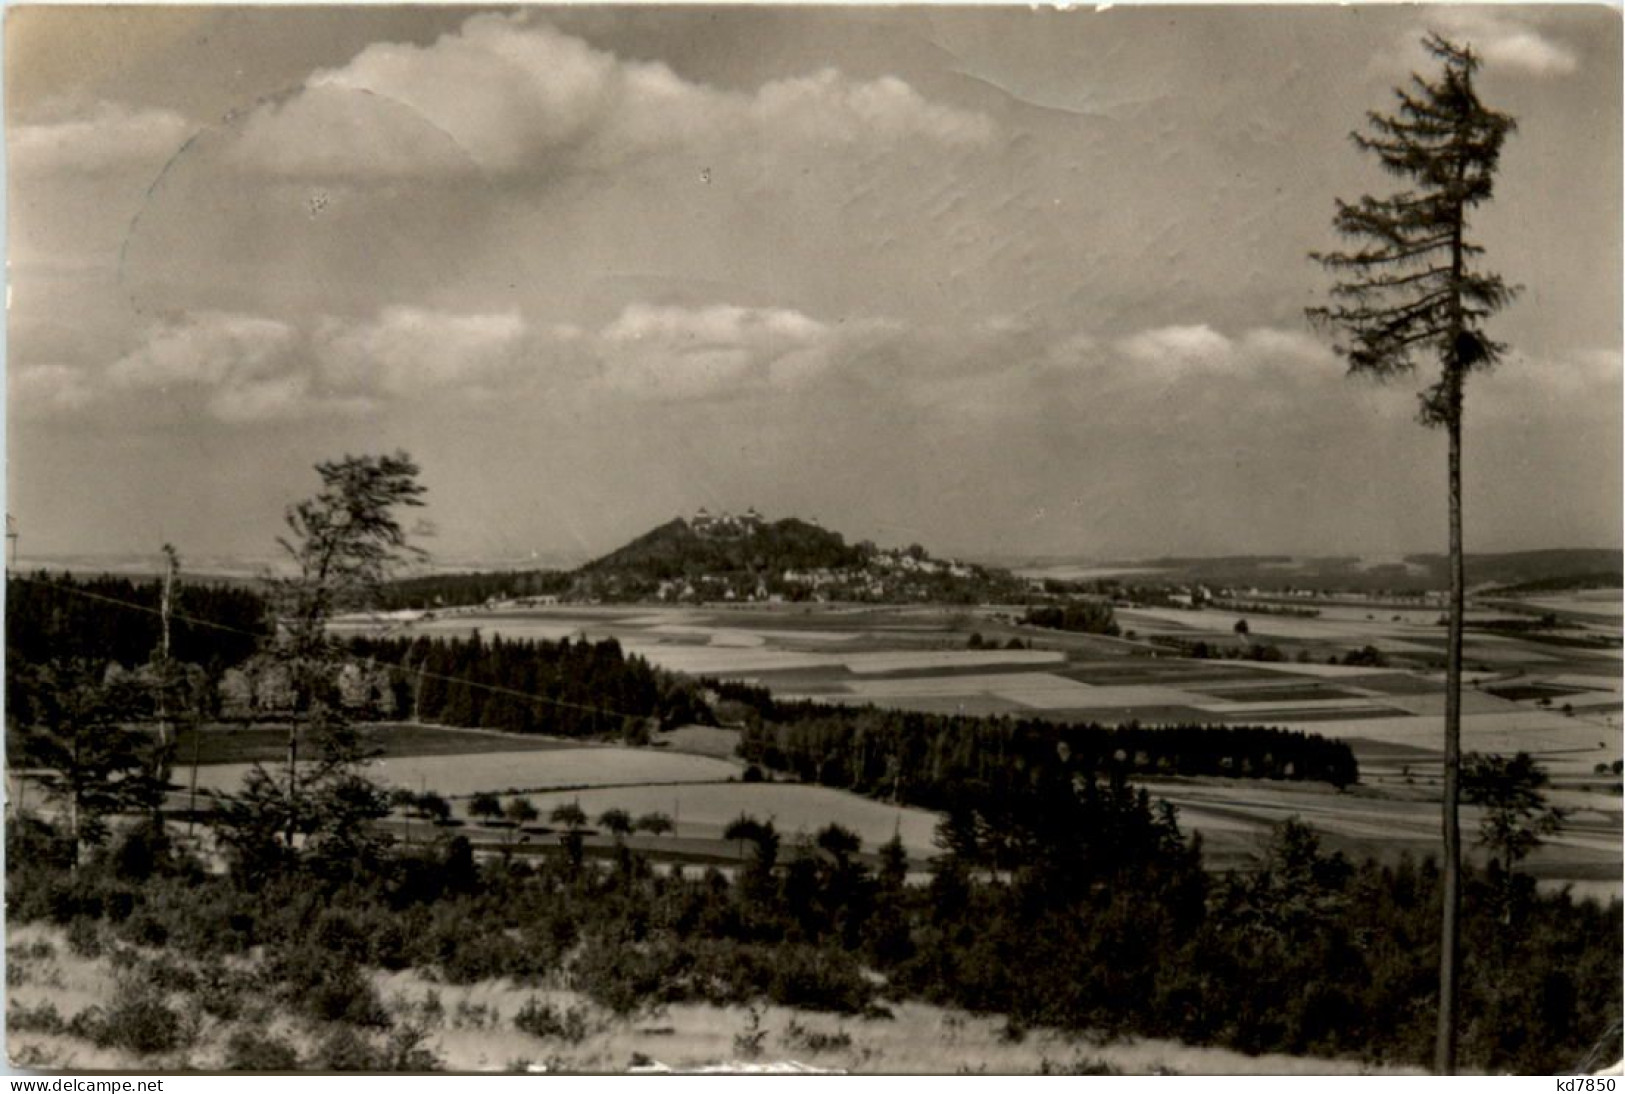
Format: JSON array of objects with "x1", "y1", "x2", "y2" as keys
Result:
[
  {"x1": 780, "y1": 1018, "x2": 852, "y2": 1054},
  {"x1": 1039, "y1": 1055, "x2": 1119, "y2": 1075},
  {"x1": 313, "y1": 1026, "x2": 377, "y2": 1072},
  {"x1": 514, "y1": 996, "x2": 590, "y2": 1043},
  {"x1": 224, "y1": 1028, "x2": 300, "y2": 1071},
  {"x1": 733, "y1": 1006, "x2": 768, "y2": 1060},
  {"x1": 380, "y1": 1023, "x2": 443, "y2": 1071},
  {"x1": 195, "y1": 962, "x2": 257, "y2": 1022},
  {"x1": 263, "y1": 943, "x2": 389, "y2": 1028},
  {"x1": 65, "y1": 917, "x2": 103, "y2": 958},
  {"x1": 767, "y1": 946, "x2": 874, "y2": 1014},
  {"x1": 7, "y1": 1000, "x2": 66, "y2": 1035},
  {"x1": 308, "y1": 1023, "x2": 443, "y2": 1072},
  {"x1": 91, "y1": 977, "x2": 189, "y2": 1056},
  {"x1": 145, "y1": 953, "x2": 199, "y2": 993}
]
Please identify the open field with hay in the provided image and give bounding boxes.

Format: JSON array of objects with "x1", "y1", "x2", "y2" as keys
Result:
[{"x1": 188, "y1": 746, "x2": 742, "y2": 800}]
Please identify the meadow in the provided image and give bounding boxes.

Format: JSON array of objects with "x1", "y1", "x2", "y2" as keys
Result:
[{"x1": 188, "y1": 746, "x2": 741, "y2": 800}]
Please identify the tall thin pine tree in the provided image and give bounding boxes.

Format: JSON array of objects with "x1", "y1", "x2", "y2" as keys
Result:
[{"x1": 1307, "y1": 33, "x2": 1517, "y2": 1074}]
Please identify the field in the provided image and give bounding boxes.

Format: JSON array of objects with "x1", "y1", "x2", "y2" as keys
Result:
[
  {"x1": 162, "y1": 721, "x2": 585, "y2": 766},
  {"x1": 238, "y1": 597, "x2": 1625, "y2": 894},
  {"x1": 188, "y1": 746, "x2": 742, "y2": 800}
]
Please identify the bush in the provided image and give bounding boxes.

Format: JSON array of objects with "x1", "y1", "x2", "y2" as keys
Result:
[
  {"x1": 7, "y1": 1000, "x2": 66, "y2": 1035},
  {"x1": 1039, "y1": 1055, "x2": 1119, "y2": 1075},
  {"x1": 309, "y1": 1023, "x2": 443, "y2": 1072},
  {"x1": 224, "y1": 1028, "x2": 300, "y2": 1070},
  {"x1": 380, "y1": 1023, "x2": 443, "y2": 1071},
  {"x1": 780, "y1": 1018, "x2": 852, "y2": 1054},
  {"x1": 66, "y1": 917, "x2": 103, "y2": 958},
  {"x1": 767, "y1": 946, "x2": 875, "y2": 1014},
  {"x1": 514, "y1": 996, "x2": 590, "y2": 1043},
  {"x1": 91, "y1": 977, "x2": 190, "y2": 1056},
  {"x1": 313, "y1": 1026, "x2": 377, "y2": 1072},
  {"x1": 263, "y1": 943, "x2": 389, "y2": 1028}
]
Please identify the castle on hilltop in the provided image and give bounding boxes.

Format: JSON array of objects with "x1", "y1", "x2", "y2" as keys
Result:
[{"x1": 690, "y1": 506, "x2": 764, "y2": 537}]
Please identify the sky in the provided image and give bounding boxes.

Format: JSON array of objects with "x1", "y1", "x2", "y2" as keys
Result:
[{"x1": 5, "y1": 4, "x2": 1621, "y2": 567}]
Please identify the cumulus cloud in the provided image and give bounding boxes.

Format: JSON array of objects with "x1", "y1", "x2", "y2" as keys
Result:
[
  {"x1": 1435, "y1": 9, "x2": 1580, "y2": 76},
  {"x1": 883, "y1": 320, "x2": 1348, "y2": 425},
  {"x1": 1477, "y1": 347, "x2": 1623, "y2": 414},
  {"x1": 101, "y1": 307, "x2": 537, "y2": 423},
  {"x1": 108, "y1": 313, "x2": 299, "y2": 389},
  {"x1": 1101, "y1": 324, "x2": 1337, "y2": 383},
  {"x1": 1384, "y1": 11, "x2": 1581, "y2": 79},
  {"x1": 8, "y1": 364, "x2": 100, "y2": 420},
  {"x1": 589, "y1": 303, "x2": 850, "y2": 399},
  {"x1": 1116, "y1": 323, "x2": 1241, "y2": 376},
  {"x1": 317, "y1": 306, "x2": 531, "y2": 397},
  {"x1": 228, "y1": 13, "x2": 992, "y2": 179},
  {"x1": 10, "y1": 101, "x2": 193, "y2": 176}
]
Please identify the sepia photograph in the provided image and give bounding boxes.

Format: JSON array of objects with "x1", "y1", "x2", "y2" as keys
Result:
[{"x1": 3, "y1": 3, "x2": 1621, "y2": 1078}]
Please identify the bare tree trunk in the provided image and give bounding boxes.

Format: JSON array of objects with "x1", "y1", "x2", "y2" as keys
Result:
[
  {"x1": 187, "y1": 723, "x2": 202, "y2": 839},
  {"x1": 1435, "y1": 400, "x2": 1465, "y2": 1075},
  {"x1": 286, "y1": 724, "x2": 299, "y2": 851},
  {"x1": 158, "y1": 546, "x2": 175, "y2": 750}
]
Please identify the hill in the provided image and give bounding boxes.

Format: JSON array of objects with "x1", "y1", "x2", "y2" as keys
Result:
[
  {"x1": 581, "y1": 512, "x2": 864, "y2": 581},
  {"x1": 365, "y1": 510, "x2": 1031, "y2": 608},
  {"x1": 571, "y1": 509, "x2": 1027, "y2": 604}
]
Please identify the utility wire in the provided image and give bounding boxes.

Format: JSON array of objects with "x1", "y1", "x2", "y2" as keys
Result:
[{"x1": 8, "y1": 573, "x2": 658, "y2": 724}]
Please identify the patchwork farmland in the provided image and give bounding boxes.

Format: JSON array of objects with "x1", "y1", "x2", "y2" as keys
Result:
[{"x1": 316, "y1": 595, "x2": 1624, "y2": 895}]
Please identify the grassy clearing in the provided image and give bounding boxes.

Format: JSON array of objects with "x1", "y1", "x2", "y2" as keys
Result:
[
  {"x1": 165, "y1": 722, "x2": 581, "y2": 766},
  {"x1": 1192, "y1": 682, "x2": 1370, "y2": 703},
  {"x1": 653, "y1": 725, "x2": 742, "y2": 759},
  {"x1": 187, "y1": 746, "x2": 741, "y2": 799},
  {"x1": 1273, "y1": 710, "x2": 1615, "y2": 772},
  {"x1": 475, "y1": 782, "x2": 942, "y2": 857}
]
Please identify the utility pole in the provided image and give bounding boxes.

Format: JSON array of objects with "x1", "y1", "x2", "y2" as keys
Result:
[{"x1": 158, "y1": 544, "x2": 179, "y2": 750}]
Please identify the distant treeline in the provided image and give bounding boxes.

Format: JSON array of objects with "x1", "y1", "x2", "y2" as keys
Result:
[
  {"x1": 7, "y1": 571, "x2": 269, "y2": 671},
  {"x1": 373, "y1": 570, "x2": 572, "y2": 611},
  {"x1": 713, "y1": 682, "x2": 1359, "y2": 803},
  {"x1": 1491, "y1": 571, "x2": 1622, "y2": 595},
  {"x1": 346, "y1": 634, "x2": 707, "y2": 739},
  {"x1": 1020, "y1": 599, "x2": 1120, "y2": 635}
]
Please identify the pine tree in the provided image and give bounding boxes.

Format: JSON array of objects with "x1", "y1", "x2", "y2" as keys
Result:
[{"x1": 1307, "y1": 33, "x2": 1517, "y2": 1074}]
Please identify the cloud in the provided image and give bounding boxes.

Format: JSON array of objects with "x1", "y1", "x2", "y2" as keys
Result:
[
  {"x1": 1477, "y1": 346, "x2": 1623, "y2": 416},
  {"x1": 1394, "y1": 11, "x2": 1581, "y2": 78},
  {"x1": 1116, "y1": 323, "x2": 1241, "y2": 376},
  {"x1": 886, "y1": 320, "x2": 1350, "y2": 426},
  {"x1": 108, "y1": 313, "x2": 299, "y2": 389},
  {"x1": 316, "y1": 306, "x2": 531, "y2": 397},
  {"x1": 103, "y1": 307, "x2": 534, "y2": 423},
  {"x1": 11, "y1": 101, "x2": 192, "y2": 176},
  {"x1": 204, "y1": 373, "x2": 363, "y2": 425},
  {"x1": 228, "y1": 13, "x2": 992, "y2": 180},
  {"x1": 1437, "y1": 9, "x2": 1580, "y2": 76},
  {"x1": 589, "y1": 303, "x2": 850, "y2": 399},
  {"x1": 8, "y1": 364, "x2": 100, "y2": 420},
  {"x1": 746, "y1": 69, "x2": 994, "y2": 148}
]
